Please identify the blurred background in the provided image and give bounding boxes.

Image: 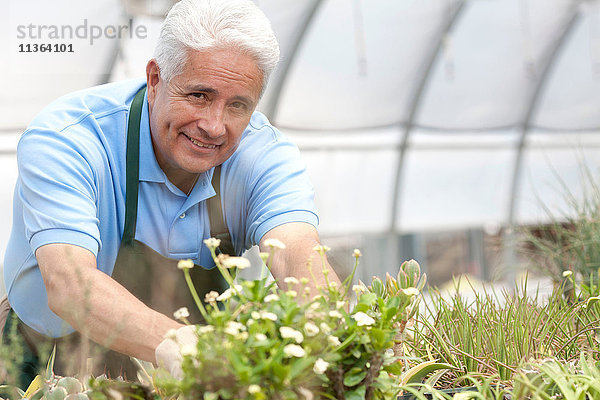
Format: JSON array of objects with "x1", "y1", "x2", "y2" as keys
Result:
[{"x1": 2, "y1": 0, "x2": 600, "y2": 297}]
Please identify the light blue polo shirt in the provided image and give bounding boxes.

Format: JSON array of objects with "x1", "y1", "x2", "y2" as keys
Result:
[{"x1": 3, "y1": 78, "x2": 318, "y2": 337}]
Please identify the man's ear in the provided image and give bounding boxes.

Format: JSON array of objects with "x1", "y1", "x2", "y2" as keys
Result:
[{"x1": 146, "y1": 59, "x2": 161, "y2": 107}]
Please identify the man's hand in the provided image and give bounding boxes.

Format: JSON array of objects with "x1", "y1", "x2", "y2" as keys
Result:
[
  {"x1": 259, "y1": 222, "x2": 341, "y2": 298},
  {"x1": 36, "y1": 243, "x2": 181, "y2": 363},
  {"x1": 155, "y1": 325, "x2": 198, "y2": 379}
]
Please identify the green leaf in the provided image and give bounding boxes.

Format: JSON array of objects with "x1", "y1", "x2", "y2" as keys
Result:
[
  {"x1": 383, "y1": 305, "x2": 400, "y2": 323},
  {"x1": 397, "y1": 269, "x2": 409, "y2": 289},
  {"x1": 358, "y1": 292, "x2": 377, "y2": 306},
  {"x1": 371, "y1": 278, "x2": 385, "y2": 297},
  {"x1": 400, "y1": 360, "x2": 457, "y2": 385},
  {"x1": 335, "y1": 331, "x2": 358, "y2": 353},
  {"x1": 288, "y1": 356, "x2": 314, "y2": 381},
  {"x1": 343, "y1": 368, "x2": 368, "y2": 387},
  {"x1": 369, "y1": 327, "x2": 388, "y2": 348},
  {"x1": 272, "y1": 362, "x2": 290, "y2": 382},
  {"x1": 345, "y1": 385, "x2": 366, "y2": 400},
  {"x1": 353, "y1": 303, "x2": 370, "y2": 313},
  {"x1": 46, "y1": 344, "x2": 57, "y2": 379},
  {"x1": 383, "y1": 360, "x2": 404, "y2": 376},
  {"x1": 23, "y1": 375, "x2": 44, "y2": 399}
]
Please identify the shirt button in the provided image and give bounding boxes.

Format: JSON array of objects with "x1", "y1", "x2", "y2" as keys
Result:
[{"x1": 179, "y1": 212, "x2": 186, "y2": 219}]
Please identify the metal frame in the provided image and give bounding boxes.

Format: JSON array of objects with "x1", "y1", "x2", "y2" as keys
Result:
[
  {"x1": 262, "y1": 0, "x2": 326, "y2": 120},
  {"x1": 389, "y1": 0, "x2": 467, "y2": 233},
  {"x1": 506, "y1": 7, "x2": 583, "y2": 226}
]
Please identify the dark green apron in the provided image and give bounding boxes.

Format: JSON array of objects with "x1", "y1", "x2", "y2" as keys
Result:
[{"x1": 2, "y1": 86, "x2": 235, "y2": 385}]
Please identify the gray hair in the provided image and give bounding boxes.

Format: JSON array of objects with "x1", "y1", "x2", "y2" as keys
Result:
[{"x1": 154, "y1": 0, "x2": 280, "y2": 92}]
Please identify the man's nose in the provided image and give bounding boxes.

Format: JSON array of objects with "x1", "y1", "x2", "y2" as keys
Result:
[{"x1": 198, "y1": 104, "x2": 226, "y2": 138}]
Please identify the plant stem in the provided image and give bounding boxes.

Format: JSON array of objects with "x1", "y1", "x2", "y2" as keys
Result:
[{"x1": 184, "y1": 269, "x2": 210, "y2": 322}]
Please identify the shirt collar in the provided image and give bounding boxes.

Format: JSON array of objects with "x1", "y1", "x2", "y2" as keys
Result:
[{"x1": 137, "y1": 90, "x2": 217, "y2": 203}]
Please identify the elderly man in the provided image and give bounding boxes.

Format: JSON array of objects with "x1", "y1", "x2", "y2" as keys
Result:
[{"x1": 1, "y1": 0, "x2": 340, "y2": 384}]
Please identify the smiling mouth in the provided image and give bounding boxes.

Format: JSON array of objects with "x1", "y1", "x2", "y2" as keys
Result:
[{"x1": 183, "y1": 133, "x2": 217, "y2": 149}]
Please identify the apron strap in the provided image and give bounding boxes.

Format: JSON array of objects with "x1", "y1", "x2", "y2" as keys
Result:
[
  {"x1": 207, "y1": 165, "x2": 235, "y2": 256},
  {"x1": 122, "y1": 86, "x2": 235, "y2": 256},
  {"x1": 122, "y1": 87, "x2": 145, "y2": 247}
]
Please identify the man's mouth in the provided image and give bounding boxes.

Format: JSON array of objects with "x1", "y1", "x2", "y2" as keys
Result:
[{"x1": 183, "y1": 133, "x2": 217, "y2": 149}]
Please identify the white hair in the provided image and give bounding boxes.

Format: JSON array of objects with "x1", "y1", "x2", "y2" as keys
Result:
[{"x1": 154, "y1": 0, "x2": 280, "y2": 92}]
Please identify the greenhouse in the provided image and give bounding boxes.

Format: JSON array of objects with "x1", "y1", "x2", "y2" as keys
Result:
[{"x1": 1, "y1": 0, "x2": 600, "y2": 398}]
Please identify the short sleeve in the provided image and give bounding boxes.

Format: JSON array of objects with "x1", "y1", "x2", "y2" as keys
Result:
[{"x1": 17, "y1": 124, "x2": 102, "y2": 256}]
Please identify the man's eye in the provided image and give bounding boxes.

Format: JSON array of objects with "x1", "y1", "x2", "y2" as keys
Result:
[
  {"x1": 230, "y1": 102, "x2": 246, "y2": 110},
  {"x1": 191, "y1": 93, "x2": 207, "y2": 99}
]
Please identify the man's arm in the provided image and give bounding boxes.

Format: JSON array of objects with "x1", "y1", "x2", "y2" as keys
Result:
[
  {"x1": 36, "y1": 243, "x2": 182, "y2": 363},
  {"x1": 259, "y1": 222, "x2": 341, "y2": 297}
]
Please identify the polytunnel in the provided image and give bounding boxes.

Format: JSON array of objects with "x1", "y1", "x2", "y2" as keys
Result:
[{"x1": 1, "y1": 0, "x2": 600, "y2": 296}]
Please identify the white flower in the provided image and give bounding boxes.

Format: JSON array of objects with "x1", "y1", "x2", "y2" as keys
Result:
[
  {"x1": 284, "y1": 277, "x2": 300, "y2": 285},
  {"x1": 401, "y1": 287, "x2": 420, "y2": 297},
  {"x1": 264, "y1": 238, "x2": 286, "y2": 249},
  {"x1": 328, "y1": 281, "x2": 338, "y2": 289},
  {"x1": 216, "y1": 285, "x2": 243, "y2": 301},
  {"x1": 298, "y1": 387, "x2": 314, "y2": 400},
  {"x1": 328, "y1": 310, "x2": 343, "y2": 319},
  {"x1": 312, "y1": 244, "x2": 331, "y2": 253},
  {"x1": 264, "y1": 294, "x2": 280, "y2": 303},
  {"x1": 300, "y1": 277, "x2": 309, "y2": 285},
  {"x1": 353, "y1": 249, "x2": 362, "y2": 258},
  {"x1": 232, "y1": 284, "x2": 243, "y2": 293},
  {"x1": 198, "y1": 325, "x2": 215, "y2": 334},
  {"x1": 336, "y1": 301, "x2": 345, "y2": 309},
  {"x1": 236, "y1": 331, "x2": 249, "y2": 341},
  {"x1": 164, "y1": 329, "x2": 177, "y2": 340},
  {"x1": 283, "y1": 344, "x2": 306, "y2": 358},
  {"x1": 224, "y1": 321, "x2": 245, "y2": 336},
  {"x1": 280, "y1": 326, "x2": 304, "y2": 343},
  {"x1": 177, "y1": 259, "x2": 194, "y2": 270},
  {"x1": 221, "y1": 256, "x2": 251, "y2": 269},
  {"x1": 173, "y1": 307, "x2": 190, "y2": 320},
  {"x1": 327, "y1": 335, "x2": 341, "y2": 346},
  {"x1": 320, "y1": 322, "x2": 332, "y2": 334},
  {"x1": 251, "y1": 311, "x2": 261, "y2": 320},
  {"x1": 204, "y1": 291, "x2": 219, "y2": 304},
  {"x1": 248, "y1": 384, "x2": 261, "y2": 394},
  {"x1": 352, "y1": 311, "x2": 375, "y2": 326},
  {"x1": 286, "y1": 290, "x2": 297, "y2": 298},
  {"x1": 180, "y1": 344, "x2": 197, "y2": 357},
  {"x1": 313, "y1": 358, "x2": 329, "y2": 374},
  {"x1": 260, "y1": 311, "x2": 278, "y2": 321},
  {"x1": 203, "y1": 237, "x2": 221, "y2": 249},
  {"x1": 254, "y1": 333, "x2": 267, "y2": 341},
  {"x1": 217, "y1": 290, "x2": 233, "y2": 301},
  {"x1": 562, "y1": 270, "x2": 573, "y2": 278},
  {"x1": 309, "y1": 302, "x2": 321, "y2": 311},
  {"x1": 304, "y1": 322, "x2": 319, "y2": 337},
  {"x1": 352, "y1": 284, "x2": 366, "y2": 294}
]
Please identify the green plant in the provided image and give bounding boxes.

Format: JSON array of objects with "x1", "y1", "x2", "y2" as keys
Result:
[
  {"x1": 522, "y1": 165, "x2": 600, "y2": 296},
  {"x1": 404, "y1": 276, "x2": 600, "y2": 390},
  {"x1": 512, "y1": 354, "x2": 600, "y2": 399},
  {"x1": 154, "y1": 240, "x2": 426, "y2": 399}
]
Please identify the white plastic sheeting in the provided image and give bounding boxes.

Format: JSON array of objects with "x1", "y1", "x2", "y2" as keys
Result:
[{"x1": 1, "y1": 0, "x2": 600, "y2": 289}]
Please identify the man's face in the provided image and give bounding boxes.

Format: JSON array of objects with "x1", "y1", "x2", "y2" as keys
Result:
[{"x1": 146, "y1": 47, "x2": 263, "y2": 188}]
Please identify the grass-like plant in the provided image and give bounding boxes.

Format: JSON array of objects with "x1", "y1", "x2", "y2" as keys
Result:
[
  {"x1": 522, "y1": 165, "x2": 600, "y2": 296},
  {"x1": 403, "y1": 276, "x2": 600, "y2": 391}
]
